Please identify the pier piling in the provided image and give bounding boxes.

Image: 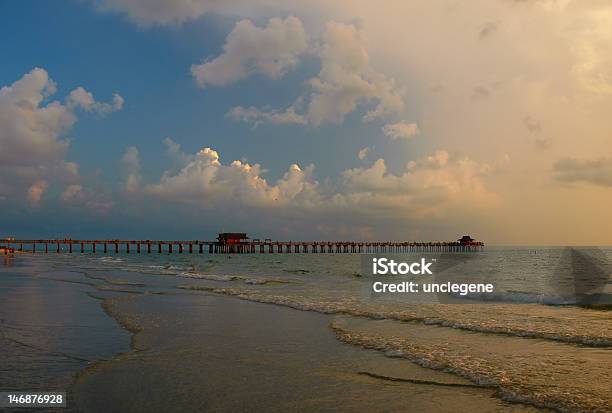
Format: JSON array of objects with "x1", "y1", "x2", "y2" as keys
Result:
[{"x1": 8, "y1": 235, "x2": 483, "y2": 256}]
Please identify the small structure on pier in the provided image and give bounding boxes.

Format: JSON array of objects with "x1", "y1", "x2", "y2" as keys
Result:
[
  {"x1": 458, "y1": 235, "x2": 477, "y2": 246},
  {"x1": 217, "y1": 233, "x2": 249, "y2": 245}
]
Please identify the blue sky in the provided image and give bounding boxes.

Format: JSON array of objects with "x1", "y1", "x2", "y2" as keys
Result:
[
  {"x1": 2, "y1": 1, "x2": 612, "y2": 244},
  {"x1": 1, "y1": 1, "x2": 416, "y2": 184}
]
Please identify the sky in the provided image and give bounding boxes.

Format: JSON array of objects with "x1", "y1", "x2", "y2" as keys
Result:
[{"x1": 1, "y1": 0, "x2": 612, "y2": 244}]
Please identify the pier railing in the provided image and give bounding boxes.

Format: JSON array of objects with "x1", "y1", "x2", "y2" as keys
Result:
[{"x1": 2, "y1": 239, "x2": 484, "y2": 254}]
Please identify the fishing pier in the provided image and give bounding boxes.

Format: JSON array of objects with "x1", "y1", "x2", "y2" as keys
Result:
[{"x1": 2, "y1": 234, "x2": 483, "y2": 255}]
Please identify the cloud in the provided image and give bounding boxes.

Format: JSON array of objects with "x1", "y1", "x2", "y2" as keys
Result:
[
  {"x1": 339, "y1": 150, "x2": 500, "y2": 217},
  {"x1": 226, "y1": 20, "x2": 405, "y2": 127},
  {"x1": 121, "y1": 146, "x2": 141, "y2": 193},
  {"x1": 0, "y1": 68, "x2": 123, "y2": 206},
  {"x1": 66, "y1": 86, "x2": 124, "y2": 116},
  {"x1": 142, "y1": 146, "x2": 499, "y2": 225},
  {"x1": 27, "y1": 180, "x2": 48, "y2": 207},
  {"x1": 145, "y1": 147, "x2": 320, "y2": 208},
  {"x1": 0, "y1": 68, "x2": 126, "y2": 216},
  {"x1": 478, "y1": 21, "x2": 500, "y2": 39},
  {"x1": 94, "y1": 0, "x2": 220, "y2": 27},
  {"x1": 566, "y1": 4, "x2": 612, "y2": 94},
  {"x1": 523, "y1": 115, "x2": 541, "y2": 133},
  {"x1": 191, "y1": 16, "x2": 308, "y2": 88},
  {"x1": 163, "y1": 137, "x2": 194, "y2": 166},
  {"x1": 226, "y1": 104, "x2": 306, "y2": 126},
  {"x1": 533, "y1": 138, "x2": 551, "y2": 150},
  {"x1": 554, "y1": 157, "x2": 612, "y2": 187},
  {"x1": 60, "y1": 184, "x2": 115, "y2": 214},
  {"x1": 357, "y1": 147, "x2": 370, "y2": 160},
  {"x1": 0, "y1": 68, "x2": 73, "y2": 167},
  {"x1": 306, "y1": 21, "x2": 404, "y2": 125},
  {"x1": 382, "y1": 121, "x2": 419, "y2": 140},
  {"x1": 471, "y1": 85, "x2": 491, "y2": 99}
]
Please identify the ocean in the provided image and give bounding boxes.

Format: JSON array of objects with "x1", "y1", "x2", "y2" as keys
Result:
[{"x1": 0, "y1": 247, "x2": 610, "y2": 412}]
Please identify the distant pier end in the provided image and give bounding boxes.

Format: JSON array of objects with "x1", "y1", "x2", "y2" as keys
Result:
[{"x1": 3, "y1": 234, "x2": 483, "y2": 254}]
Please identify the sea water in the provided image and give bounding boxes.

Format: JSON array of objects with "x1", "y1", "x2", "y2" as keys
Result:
[{"x1": 1, "y1": 247, "x2": 610, "y2": 412}]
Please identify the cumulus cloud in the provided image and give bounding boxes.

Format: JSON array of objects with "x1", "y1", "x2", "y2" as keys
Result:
[
  {"x1": 121, "y1": 146, "x2": 141, "y2": 193},
  {"x1": 163, "y1": 137, "x2": 194, "y2": 166},
  {"x1": 382, "y1": 121, "x2": 419, "y2": 140},
  {"x1": 142, "y1": 146, "x2": 499, "y2": 224},
  {"x1": 0, "y1": 68, "x2": 122, "y2": 205},
  {"x1": 306, "y1": 21, "x2": 404, "y2": 125},
  {"x1": 226, "y1": 20, "x2": 405, "y2": 127},
  {"x1": 226, "y1": 104, "x2": 306, "y2": 126},
  {"x1": 191, "y1": 16, "x2": 308, "y2": 87},
  {"x1": 339, "y1": 150, "x2": 500, "y2": 217},
  {"x1": 66, "y1": 87, "x2": 124, "y2": 115},
  {"x1": 357, "y1": 147, "x2": 370, "y2": 160},
  {"x1": 145, "y1": 147, "x2": 320, "y2": 208},
  {"x1": 0, "y1": 68, "x2": 73, "y2": 167},
  {"x1": 27, "y1": 180, "x2": 49, "y2": 207},
  {"x1": 554, "y1": 157, "x2": 612, "y2": 187}
]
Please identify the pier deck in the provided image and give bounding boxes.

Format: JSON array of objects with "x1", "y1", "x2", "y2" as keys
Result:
[{"x1": 2, "y1": 238, "x2": 483, "y2": 254}]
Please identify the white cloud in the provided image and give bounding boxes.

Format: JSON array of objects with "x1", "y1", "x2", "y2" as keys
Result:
[
  {"x1": 145, "y1": 147, "x2": 320, "y2": 208},
  {"x1": 226, "y1": 20, "x2": 405, "y2": 127},
  {"x1": 306, "y1": 21, "x2": 404, "y2": 125},
  {"x1": 340, "y1": 150, "x2": 500, "y2": 217},
  {"x1": 143, "y1": 146, "x2": 499, "y2": 223},
  {"x1": 358, "y1": 147, "x2": 370, "y2": 160},
  {"x1": 0, "y1": 68, "x2": 122, "y2": 205},
  {"x1": 226, "y1": 105, "x2": 306, "y2": 126},
  {"x1": 382, "y1": 121, "x2": 419, "y2": 140},
  {"x1": 163, "y1": 137, "x2": 194, "y2": 165},
  {"x1": 0, "y1": 68, "x2": 73, "y2": 167},
  {"x1": 191, "y1": 16, "x2": 308, "y2": 87},
  {"x1": 66, "y1": 86, "x2": 124, "y2": 116}
]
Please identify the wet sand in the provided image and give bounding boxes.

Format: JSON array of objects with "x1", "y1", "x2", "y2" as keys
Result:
[
  {"x1": 2, "y1": 254, "x2": 607, "y2": 412},
  {"x1": 0, "y1": 258, "x2": 131, "y2": 412},
  {"x1": 72, "y1": 291, "x2": 543, "y2": 412}
]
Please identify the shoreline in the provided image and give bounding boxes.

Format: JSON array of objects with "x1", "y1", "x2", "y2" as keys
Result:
[
  {"x1": 2, "y1": 254, "x2": 609, "y2": 412},
  {"x1": 73, "y1": 289, "x2": 541, "y2": 413}
]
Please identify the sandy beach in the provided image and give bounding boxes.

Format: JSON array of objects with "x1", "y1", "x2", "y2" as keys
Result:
[{"x1": 1, "y1": 252, "x2": 610, "y2": 412}]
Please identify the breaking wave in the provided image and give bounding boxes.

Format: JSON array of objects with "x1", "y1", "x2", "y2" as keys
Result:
[
  {"x1": 332, "y1": 322, "x2": 610, "y2": 413},
  {"x1": 174, "y1": 286, "x2": 612, "y2": 347}
]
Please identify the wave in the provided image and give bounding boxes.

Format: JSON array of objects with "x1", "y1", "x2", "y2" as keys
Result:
[
  {"x1": 96, "y1": 256, "x2": 125, "y2": 263},
  {"x1": 331, "y1": 319, "x2": 612, "y2": 412},
  {"x1": 175, "y1": 286, "x2": 612, "y2": 347},
  {"x1": 331, "y1": 323, "x2": 605, "y2": 413},
  {"x1": 452, "y1": 289, "x2": 612, "y2": 306},
  {"x1": 175, "y1": 271, "x2": 298, "y2": 286}
]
